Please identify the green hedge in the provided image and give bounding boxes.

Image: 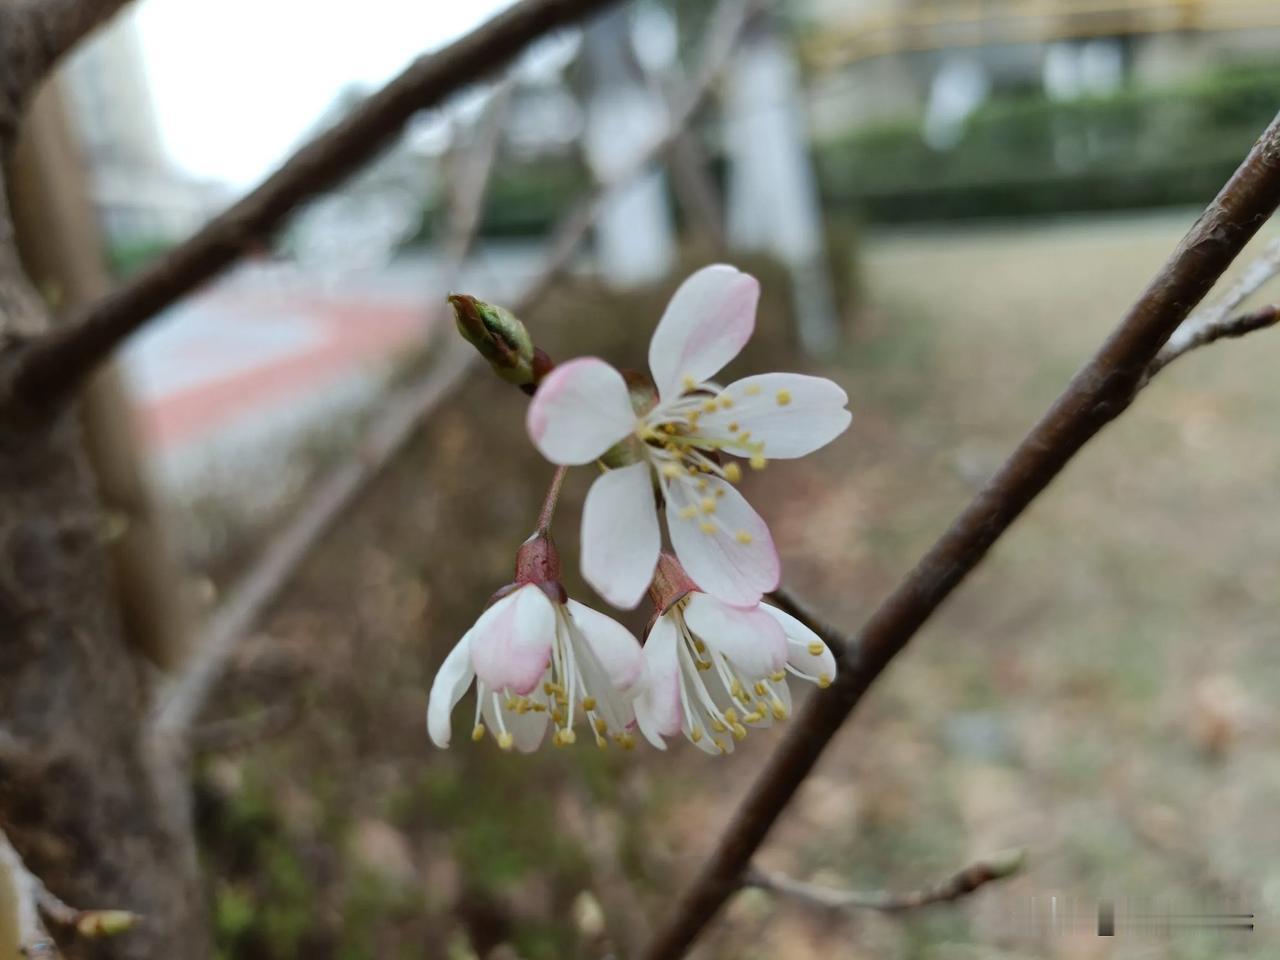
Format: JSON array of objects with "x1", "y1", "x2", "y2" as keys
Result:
[{"x1": 815, "y1": 63, "x2": 1280, "y2": 222}]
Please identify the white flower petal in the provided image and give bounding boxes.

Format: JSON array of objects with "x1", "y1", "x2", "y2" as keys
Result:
[
  {"x1": 634, "y1": 616, "x2": 682, "y2": 740},
  {"x1": 700, "y1": 373, "x2": 851, "y2": 460},
  {"x1": 761, "y1": 604, "x2": 838, "y2": 682},
  {"x1": 481, "y1": 691, "x2": 550, "y2": 753},
  {"x1": 468, "y1": 585, "x2": 555, "y2": 695},
  {"x1": 426, "y1": 636, "x2": 476, "y2": 748},
  {"x1": 683, "y1": 592, "x2": 787, "y2": 678},
  {"x1": 665, "y1": 476, "x2": 779, "y2": 606},
  {"x1": 648, "y1": 265, "x2": 760, "y2": 400},
  {"x1": 565, "y1": 599, "x2": 645, "y2": 692},
  {"x1": 581, "y1": 463, "x2": 661, "y2": 609},
  {"x1": 527, "y1": 357, "x2": 636, "y2": 465}
]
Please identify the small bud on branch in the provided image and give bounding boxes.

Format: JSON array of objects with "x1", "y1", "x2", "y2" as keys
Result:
[{"x1": 449, "y1": 294, "x2": 542, "y2": 388}]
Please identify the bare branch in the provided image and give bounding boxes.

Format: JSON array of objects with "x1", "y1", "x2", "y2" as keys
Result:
[
  {"x1": 640, "y1": 113, "x2": 1280, "y2": 960},
  {"x1": 3, "y1": 0, "x2": 626, "y2": 415},
  {"x1": 152, "y1": 0, "x2": 752, "y2": 742},
  {"x1": 0, "y1": 829, "x2": 136, "y2": 959},
  {"x1": 1145, "y1": 303, "x2": 1280, "y2": 380},
  {"x1": 745, "y1": 848, "x2": 1026, "y2": 914},
  {"x1": 0, "y1": 0, "x2": 133, "y2": 141}
]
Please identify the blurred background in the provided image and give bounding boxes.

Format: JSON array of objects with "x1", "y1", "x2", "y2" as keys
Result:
[{"x1": 21, "y1": 0, "x2": 1280, "y2": 957}]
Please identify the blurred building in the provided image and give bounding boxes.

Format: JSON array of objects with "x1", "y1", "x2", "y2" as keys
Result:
[
  {"x1": 801, "y1": 0, "x2": 1280, "y2": 135},
  {"x1": 62, "y1": 9, "x2": 228, "y2": 243}
]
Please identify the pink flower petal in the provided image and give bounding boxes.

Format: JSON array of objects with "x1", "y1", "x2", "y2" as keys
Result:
[
  {"x1": 426, "y1": 635, "x2": 476, "y2": 748},
  {"x1": 761, "y1": 603, "x2": 838, "y2": 682},
  {"x1": 683, "y1": 592, "x2": 787, "y2": 678},
  {"x1": 581, "y1": 463, "x2": 661, "y2": 609},
  {"x1": 699, "y1": 373, "x2": 851, "y2": 460},
  {"x1": 468, "y1": 585, "x2": 555, "y2": 695},
  {"x1": 634, "y1": 615, "x2": 682, "y2": 742},
  {"x1": 648, "y1": 265, "x2": 759, "y2": 400},
  {"x1": 527, "y1": 357, "x2": 636, "y2": 465},
  {"x1": 565, "y1": 599, "x2": 645, "y2": 692},
  {"x1": 665, "y1": 476, "x2": 779, "y2": 606}
]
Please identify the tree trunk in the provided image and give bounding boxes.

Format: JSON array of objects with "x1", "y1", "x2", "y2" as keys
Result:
[{"x1": 0, "y1": 87, "x2": 208, "y2": 960}]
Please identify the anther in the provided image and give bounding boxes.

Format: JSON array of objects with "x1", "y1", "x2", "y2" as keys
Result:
[
  {"x1": 735, "y1": 531, "x2": 753, "y2": 544},
  {"x1": 818, "y1": 674, "x2": 832, "y2": 689},
  {"x1": 776, "y1": 389, "x2": 792, "y2": 406},
  {"x1": 700, "y1": 497, "x2": 716, "y2": 513},
  {"x1": 723, "y1": 463, "x2": 742, "y2": 483},
  {"x1": 750, "y1": 452, "x2": 767, "y2": 471},
  {"x1": 582, "y1": 696, "x2": 597, "y2": 711},
  {"x1": 727, "y1": 422, "x2": 739, "y2": 432},
  {"x1": 807, "y1": 641, "x2": 824, "y2": 656},
  {"x1": 711, "y1": 719, "x2": 727, "y2": 733},
  {"x1": 679, "y1": 505, "x2": 698, "y2": 520},
  {"x1": 595, "y1": 717, "x2": 609, "y2": 735},
  {"x1": 699, "y1": 521, "x2": 717, "y2": 534},
  {"x1": 771, "y1": 703, "x2": 787, "y2": 721},
  {"x1": 745, "y1": 384, "x2": 762, "y2": 396},
  {"x1": 690, "y1": 726, "x2": 704, "y2": 743},
  {"x1": 471, "y1": 724, "x2": 487, "y2": 742},
  {"x1": 682, "y1": 375, "x2": 696, "y2": 390},
  {"x1": 497, "y1": 732, "x2": 515, "y2": 751},
  {"x1": 662, "y1": 463, "x2": 683, "y2": 478},
  {"x1": 720, "y1": 395, "x2": 734, "y2": 409},
  {"x1": 732, "y1": 724, "x2": 748, "y2": 741}
]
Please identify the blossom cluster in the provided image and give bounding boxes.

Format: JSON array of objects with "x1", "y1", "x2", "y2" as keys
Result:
[{"x1": 428, "y1": 265, "x2": 850, "y2": 754}]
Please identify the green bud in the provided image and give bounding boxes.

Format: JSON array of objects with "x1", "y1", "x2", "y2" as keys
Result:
[
  {"x1": 448, "y1": 294, "x2": 535, "y2": 386},
  {"x1": 76, "y1": 910, "x2": 138, "y2": 938},
  {"x1": 984, "y1": 847, "x2": 1028, "y2": 880}
]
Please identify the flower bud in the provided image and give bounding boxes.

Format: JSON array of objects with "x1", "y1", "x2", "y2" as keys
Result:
[
  {"x1": 449, "y1": 294, "x2": 536, "y2": 386},
  {"x1": 76, "y1": 910, "x2": 138, "y2": 938}
]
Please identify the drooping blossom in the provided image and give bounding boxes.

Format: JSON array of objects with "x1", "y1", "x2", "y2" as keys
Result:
[
  {"x1": 632, "y1": 555, "x2": 837, "y2": 755},
  {"x1": 427, "y1": 532, "x2": 647, "y2": 752},
  {"x1": 526, "y1": 264, "x2": 851, "y2": 609}
]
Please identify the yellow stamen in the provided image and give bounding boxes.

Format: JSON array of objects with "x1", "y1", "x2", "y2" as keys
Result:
[
  {"x1": 776, "y1": 389, "x2": 792, "y2": 406},
  {"x1": 662, "y1": 463, "x2": 684, "y2": 479},
  {"x1": 699, "y1": 521, "x2": 717, "y2": 534},
  {"x1": 617, "y1": 734, "x2": 636, "y2": 751},
  {"x1": 754, "y1": 681, "x2": 768, "y2": 696},
  {"x1": 693, "y1": 638, "x2": 706, "y2": 654},
  {"x1": 696, "y1": 478, "x2": 708, "y2": 491},
  {"x1": 711, "y1": 719, "x2": 727, "y2": 733},
  {"x1": 696, "y1": 659, "x2": 712, "y2": 671},
  {"x1": 690, "y1": 726, "x2": 704, "y2": 743},
  {"x1": 700, "y1": 497, "x2": 717, "y2": 514},
  {"x1": 735, "y1": 530, "x2": 753, "y2": 544},
  {"x1": 560, "y1": 728, "x2": 577, "y2": 745},
  {"x1": 683, "y1": 375, "x2": 697, "y2": 390},
  {"x1": 595, "y1": 717, "x2": 609, "y2": 735},
  {"x1": 818, "y1": 674, "x2": 832, "y2": 689},
  {"x1": 750, "y1": 452, "x2": 767, "y2": 471},
  {"x1": 770, "y1": 670, "x2": 786, "y2": 682},
  {"x1": 715, "y1": 738, "x2": 728, "y2": 754},
  {"x1": 723, "y1": 462, "x2": 742, "y2": 483},
  {"x1": 720, "y1": 395, "x2": 734, "y2": 409},
  {"x1": 702, "y1": 399, "x2": 718, "y2": 413},
  {"x1": 471, "y1": 724, "x2": 486, "y2": 742},
  {"x1": 732, "y1": 724, "x2": 748, "y2": 741},
  {"x1": 679, "y1": 505, "x2": 698, "y2": 520},
  {"x1": 745, "y1": 384, "x2": 762, "y2": 396},
  {"x1": 727, "y1": 422, "x2": 739, "y2": 433},
  {"x1": 771, "y1": 703, "x2": 787, "y2": 721},
  {"x1": 582, "y1": 696, "x2": 597, "y2": 711},
  {"x1": 497, "y1": 732, "x2": 515, "y2": 751}
]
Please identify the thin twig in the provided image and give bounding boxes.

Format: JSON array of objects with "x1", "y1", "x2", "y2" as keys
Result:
[
  {"x1": 0, "y1": 829, "x2": 136, "y2": 959},
  {"x1": 745, "y1": 848, "x2": 1026, "y2": 914},
  {"x1": 1144, "y1": 303, "x2": 1280, "y2": 380},
  {"x1": 536, "y1": 465, "x2": 570, "y2": 534},
  {"x1": 5, "y1": 0, "x2": 626, "y2": 414},
  {"x1": 640, "y1": 113, "x2": 1280, "y2": 960},
  {"x1": 152, "y1": 0, "x2": 752, "y2": 741}
]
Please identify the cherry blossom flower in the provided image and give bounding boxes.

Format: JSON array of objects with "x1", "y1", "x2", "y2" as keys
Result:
[
  {"x1": 632, "y1": 556, "x2": 838, "y2": 755},
  {"x1": 427, "y1": 534, "x2": 647, "y2": 752},
  {"x1": 526, "y1": 264, "x2": 851, "y2": 609}
]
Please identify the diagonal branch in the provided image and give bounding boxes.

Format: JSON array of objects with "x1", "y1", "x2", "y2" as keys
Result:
[
  {"x1": 640, "y1": 113, "x2": 1280, "y2": 960},
  {"x1": 3, "y1": 0, "x2": 626, "y2": 416},
  {"x1": 745, "y1": 847, "x2": 1026, "y2": 914},
  {"x1": 151, "y1": 0, "x2": 752, "y2": 742},
  {"x1": 0, "y1": 0, "x2": 134, "y2": 142},
  {"x1": 1144, "y1": 302, "x2": 1280, "y2": 380}
]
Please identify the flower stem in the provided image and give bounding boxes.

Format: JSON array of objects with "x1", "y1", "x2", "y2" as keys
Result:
[{"x1": 536, "y1": 465, "x2": 568, "y2": 534}]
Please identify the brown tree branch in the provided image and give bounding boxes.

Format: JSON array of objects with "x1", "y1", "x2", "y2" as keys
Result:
[
  {"x1": 0, "y1": 0, "x2": 134, "y2": 141},
  {"x1": 3, "y1": 0, "x2": 626, "y2": 416},
  {"x1": 640, "y1": 113, "x2": 1280, "y2": 960},
  {"x1": 152, "y1": 0, "x2": 751, "y2": 741},
  {"x1": 745, "y1": 847, "x2": 1025, "y2": 914}
]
